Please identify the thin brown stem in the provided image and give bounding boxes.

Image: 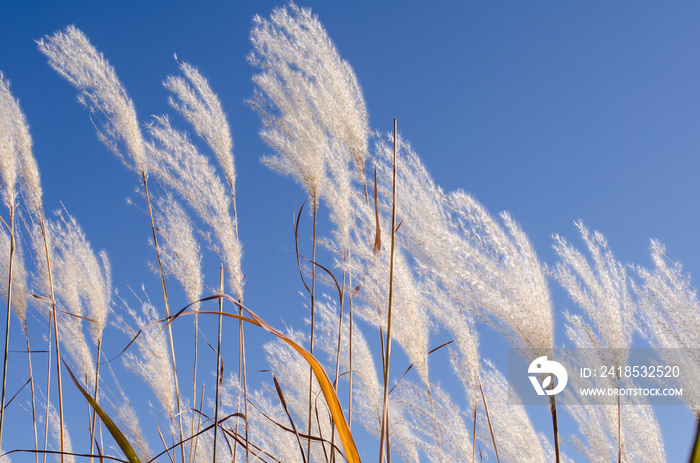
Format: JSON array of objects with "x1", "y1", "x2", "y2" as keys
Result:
[
  {"x1": 88, "y1": 339, "x2": 102, "y2": 463},
  {"x1": 236, "y1": 182, "x2": 250, "y2": 462},
  {"x1": 549, "y1": 394, "x2": 560, "y2": 463},
  {"x1": 329, "y1": 250, "x2": 347, "y2": 463},
  {"x1": 480, "y1": 382, "x2": 500, "y2": 463},
  {"x1": 617, "y1": 377, "x2": 622, "y2": 463},
  {"x1": 49, "y1": 282, "x2": 64, "y2": 463},
  {"x1": 472, "y1": 405, "x2": 477, "y2": 463},
  {"x1": 24, "y1": 324, "x2": 39, "y2": 463},
  {"x1": 230, "y1": 184, "x2": 249, "y2": 463},
  {"x1": 379, "y1": 119, "x2": 398, "y2": 463},
  {"x1": 41, "y1": 283, "x2": 52, "y2": 463},
  {"x1": 189, "y1": 313, "x2": 199, "y2": 463},
  {"x1": 35, "y1": 213, "x2": 65, "y2": 463},
  {"x1": 192, "y1": 383, "x2": 205, "y2": 462},
  {"x1": 0, "y1": 205, "x2": 15, "y2": 451},
  {"x1": 142, "y1": 172, "x2": 185, "y2": 463},
  {"x1": 214, "y1": 263, "x2": 224, "y2": 462},
  {"x1": 332, "y1": 260, "x2": 346, "y2": 391},
  {"x1": 33, "y1": 212, "x2": 65, "y2": 463},
  {"x1": 347, "y1": 290, "x2": 354, "y2": 431},
  {"x1": 42, "y1": 219, "x2": 65, "y2": 463},
  {"x1": 306, "y1": 204, "x2": 318, "y2": 461},
  {"x1": 237, "y1": 294, "x2": 249, "y2": 463}
]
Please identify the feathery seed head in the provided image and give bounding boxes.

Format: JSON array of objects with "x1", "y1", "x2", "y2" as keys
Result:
[
  {"x1": 371, "y1": 134, "x2": 552, "y2": 353},
  {"x1": 551, "y1": 221, "x2": 634, "y2": 360},
  {"x1": 480, "y1": 361, "x2": 552, "y2": 463},
  {"x1": 0, "y1": 225, "x2": 28, "y2": 326},
  {"x1": 48, "y1": 401, "x2": 75, "y2": 463},
  {"x1": 154, "y1": 194, "x2": 202, "y2": 310},
  {"x1": 148, "y1": 116, "x2": 243, "y2": 297},
  {"x1": 0, "y1": 73, "x2": 42, "y2": 215},
  {"x1": 122, "y1": 300, "x2": 176, "y2": 417},
  {"x1": 38, "y1": 26, "x2": 147, "y2": 174},
  {"x1": 165, "y1": 61, "x2": 236, "y2": 193},
  {"x1": 447, "y1": 191, "x2": 554, "y2": 352},
  {"x1": 0, "y1": 73, "x2": 20, "y2": 208},
  {"x1": 114, "y1": 402, "x2": 153, "y2": 461},
  {"x1": 563, "y1": 361, "x2": 666, "y2": 462},
  {"x1": 250, "y1": 3, "x2": 370, "y2": 206},
  {"x1": 49, "y1": 210, "x2": 111, "y2": 343},
  {"x1": 394, "y1": 381, "x2": 474, "y2": 462},
  {"x1": 637, "y1": 241, "x2": 700, "y2": 416}
]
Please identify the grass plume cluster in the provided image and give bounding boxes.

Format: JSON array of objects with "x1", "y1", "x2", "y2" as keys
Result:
[{"x1": 0, "y1": 3, "x2": 696, "y2": 462}]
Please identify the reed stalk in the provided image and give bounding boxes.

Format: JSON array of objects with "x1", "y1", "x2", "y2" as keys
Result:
[
  {"x1": 231, "y1": 195, "x2": 249, "y2": 463},
  {"x1": 617, "y1": 380, "x2": 622, "y2": 463},
  {"x1": 213, "y1": 263, "x2": 224, "y2": 462},
  {"x1": 0, "y1": 205, "x2": 14, "y2": 451},
  {"x1": 41, "y1": 216, "x2": 64, "y2": 463},
  {"x1": 472, "y1": 405, "x2": 477, "y2": 463},
  {"x1": 306, "y1": 204, "x2": 318, "y2": 461},
  {"x1": 328, "y1": 249, "x2": 348, "y2": 463},
  {"x1": 549, "y1": 394, "x2": 560, "y2": 463},
  {"x1": 379, "y1": 119, "x2": 398, "y2": 463},
  {"x1": 141, "y1": 172, "x2": 185, "y2": 463},
  {"x1": 236, "y1": 293, "x2": 249, "y2": 463},
  {"x1": 23, "y1": 325, "x2": 39, "y2": 463},
  {"x1": 193, "y1": 383, "x2": 205, "y2": 461},
  {"x1": 348, "y1": 287, "x2": 354, "y2": 431},
  {"x1": 88, "y1": 339, "x2": 102, "y2": 463},
  {"x1": 480, "y1": 382, "x2": 500, "y2": 463},
  {"x1": 41, "y1": 286, "x2": 52, "y2": 463},
  {"x1": 188, "y1": 312, "x2": 199, "y2": 463}
]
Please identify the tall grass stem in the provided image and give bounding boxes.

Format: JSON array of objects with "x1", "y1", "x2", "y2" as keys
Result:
[
  {"x1": 41, "y1": 215, "x2": 65, "y2": 463},
  {"x1": 379, "y1": 119, "x2": 398, "y2": 463},
  {"x1": 329, "y1": 253, "x2": 347, "y2": 463},
  {"x1": 142, "y1": 172, "x2": 185, "y2": 463},
  {"x1": 549, "y1": 394, "x2": 560, "y2": 463},
  {"x1": 213, "y1": 263, "x2": 224, "y2": 462},
  {"x1": 236, "y1": 294, "x2": 249, "y2": 463},
  {"x1": 0, "y1": 205, "x2": 15, "y2": 452},
  {"x1": 189, "y1": 312, "x2": 199, "y2": 463},
  {"x1": 480, "y1": 382, "x2": 500, "y2": 463},
  {"x1": 88, "y1": 339, "x2": 102, "y2": 463},
  {"x1": 306, "y1": 205, "x2": 318, "y2": 460},
  {"x1": 23, "y1": 325, "x2": 39, "y2": 463}
]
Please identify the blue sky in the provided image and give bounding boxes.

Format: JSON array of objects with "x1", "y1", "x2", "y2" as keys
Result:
[{"x1": 1, "y1": 1, "x2": 699, "y2": 461}]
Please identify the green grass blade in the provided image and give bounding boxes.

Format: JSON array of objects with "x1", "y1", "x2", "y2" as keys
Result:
[
  {"x1": 64, "y1": 362, "x2": 141, "y2": 463},
  {"x1": 690, "y1": 419, "x2": 700, "y2": 463}
]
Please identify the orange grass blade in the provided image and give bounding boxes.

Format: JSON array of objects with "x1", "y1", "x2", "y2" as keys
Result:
[
  {"x1": 156, "y1": 300, "x2": 362, "y2": 463},
  {"x1": 228, "y1": 305, "x2": 361, "y2": 463},
  {"x1": 114, "y1": 295, "x2": 362, "y2": 463}
]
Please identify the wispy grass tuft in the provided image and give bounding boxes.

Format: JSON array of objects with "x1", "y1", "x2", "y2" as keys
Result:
[{"x1": 0, "y1": 5, "x2": 690, "y2": 463}]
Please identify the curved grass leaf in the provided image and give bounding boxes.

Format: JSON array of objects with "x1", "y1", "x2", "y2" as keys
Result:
[
  {"x1": 64, "y1": 362, "x2": 141, "y2": 463},
  {"x1": 691, "y1": 420, "x2": 700, "y2": 463},
  {"x1": 116, "y1": 294, "x2": 361, "y2": 463},
  {"x1": 210, "y1": 303, "x2": 361, "y2": 463}
]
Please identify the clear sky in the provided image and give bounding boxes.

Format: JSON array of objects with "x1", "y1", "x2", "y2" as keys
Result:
[{"x1": 1, "y1": 1, "x2": 699, "y2": 461}]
